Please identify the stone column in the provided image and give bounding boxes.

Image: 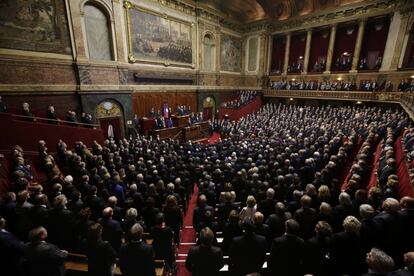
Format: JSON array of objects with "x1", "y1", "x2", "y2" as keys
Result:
[
  {"x1": 351, "y1": 19, "x2": 367, "y2": 72},
  {"x1": 324, "y1": 24, "x2": 337, "y2": 74},
  {"x1": 387, "y1": 11, "x2": 412, "y2": 70},
  {"x1": 112, "y1": 0, "x2": 126, "y2": 62},
  {"x1": 302, "y1": 29, "x2": 312, "y2": 74},
  {"x1": 283, "y1": 32, "x2": 291, "y2": 75},
  {"x1": 266, "y1": 33, "x2": 273, "y2": 75}
]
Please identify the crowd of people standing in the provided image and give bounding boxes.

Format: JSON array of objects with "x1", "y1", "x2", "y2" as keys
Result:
[{"x1": 0, "y1": 102, "x2": 413, "y2": 276}]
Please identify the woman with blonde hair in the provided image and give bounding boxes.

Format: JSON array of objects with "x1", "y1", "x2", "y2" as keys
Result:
[
  {"x1": 239, "y1": 195, "x2": 256, "y2": 223},
  {"x1": 318, "y1": 185, "x2": 331, "y2": 203}
]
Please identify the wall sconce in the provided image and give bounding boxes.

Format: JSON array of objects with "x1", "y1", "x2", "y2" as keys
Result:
[
  {"x1": 337, "y1": 77, "x2": 342, "y2": 81},
  {"x1": 346, "y1": 28, "x2": 354, "y2": 35},
  {"x1": 289, "y1": 98, "x2": 294, "y2": 101},
  {"x1": 375, "y1": 23, "x2": 384, "y2": 31}
]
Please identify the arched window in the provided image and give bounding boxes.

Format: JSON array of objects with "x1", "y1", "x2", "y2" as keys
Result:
[
  {"x1": 203, "y1": 34, "x2": 215, "y2": 71},
  {"x1": 84, "y1": 3, "x2": 113, "y2": 60}
]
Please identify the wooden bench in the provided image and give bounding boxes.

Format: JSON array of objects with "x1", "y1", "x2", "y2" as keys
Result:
[{"x1": 65, "y1": 253, "x2": 165, "y2": 276}]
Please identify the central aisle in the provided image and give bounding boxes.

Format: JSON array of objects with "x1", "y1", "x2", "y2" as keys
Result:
[{"x1": 176, "y1": 185, "x2": 198, "y2": 276}]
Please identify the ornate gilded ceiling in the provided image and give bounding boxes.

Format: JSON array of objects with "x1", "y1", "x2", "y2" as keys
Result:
[{"x1": 195, "y1": 0, "x2": 366, "y2": 23}]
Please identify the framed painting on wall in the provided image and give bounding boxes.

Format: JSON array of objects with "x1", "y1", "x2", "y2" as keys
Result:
[{"x1": 124, "y1": 1, "x2": 195, "y2": 68}]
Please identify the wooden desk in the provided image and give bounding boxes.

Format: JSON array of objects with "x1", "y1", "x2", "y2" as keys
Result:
[
  {"x1": 151, "y1": 127, "x2": 181, "y2": 140},
  {"x1": 172, "y1": 115, "x2": 189, "y2": 127},
  {"x1": 194, "y1": 121, "x2": 210, "y2": 137},
  {"x1": 183, "y1": 125, "x2": 201, "y2": 141}
]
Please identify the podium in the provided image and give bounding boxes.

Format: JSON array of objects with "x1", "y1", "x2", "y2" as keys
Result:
[
  {"x1": 151, "y1": 127, "x2": 181, "y2": 140},
  {"x1": 141, "y1": 118, "x2": 156, "y2": 135},
  {"x1": 172, "y1": 115, "x2": 189, "y2": 127}
]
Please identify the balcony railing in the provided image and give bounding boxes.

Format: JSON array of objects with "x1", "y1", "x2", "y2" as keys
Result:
[{"x1": 263, "y1": 89, "x2": 414, "y2": 120}]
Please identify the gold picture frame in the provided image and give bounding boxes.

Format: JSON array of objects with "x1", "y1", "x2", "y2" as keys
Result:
[{"x1": 124, "y1": 1, "x2": 195, "y2": 68}]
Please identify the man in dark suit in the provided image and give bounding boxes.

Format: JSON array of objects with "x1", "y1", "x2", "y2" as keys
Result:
[
  {"x1": 257, "y1": 188, "x2": 275, "y2": 222},
  {"x1": 186, "y1": 227, "x2": 224, "y2": 276},
  {"x1": 399, "y1": 197, "x2": 414, "y2": 252},
  {"x1": 269, "y1": 219, "x2": 305, "y2": 276},
  {"x1": 0, "y1": 216, "x2": 24, "y2": 276},
  {"x1": 119, "y1": 223, "x2": 156, "y2": 276},
  {"x1": 86, "y1": 186, "x2": 105, "y2": 220},
  {"x1": 99, "y1": 207, "x2": 123, "y2": 252},
  {"x1": 293, "y1": 195, "x2": 318, "y2": 239},
  {"x1": 192, "y1": 194, "x2": 214, "y2": 231},
  {"x1": 229, "y1": 222, "x2": 268, "y2": 276},
  {"x1": 373, "y1": 198, "x2": 404, "y2": 267},
  {"x1": 23, "y1": 226, "x2": 67, "y2": 276}
]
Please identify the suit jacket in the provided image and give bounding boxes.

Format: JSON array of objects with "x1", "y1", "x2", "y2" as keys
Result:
[
  {"x1": 0, "y1": 229, "x2": 24, "y2": 276},
  {"x1": 86, "y1": 240, "x2": 117, "y2": 276},
  {"x1": 330, "y1": 231, "x2": 365, "y2": 276},
  {"x1": 388, "y1": 269, "x2": 414, "y2": 276},
  {"x1": 304, "y1": 236, "x2": 331, "y2": 276},
  {"x1": 399, "y1": 208, "x2": 414, "y2": 252},
  {"x1": 216, "y1": 202, "x2": 238, "y2": 229},
  {"x1": 119, "y1": 241, "x2": 156, "y2": 276},
  {"x1": 99, "y1": 217, "x2": 123, "y2": 252},
  {"x1": 185, "y1": 245, "x2": 224, "y2": 276},
  {"x1": 229, "y1": 233, "x2": 268, "y2": 275},
  {"x1": 269, "y1": 233, "x2": 305, "y2": 276},
  {"x1": 257, "y1": 198, "x2": 275, "y2": 222},
  {"x1": 192, "y1": 205, "x2": 214, "y2": 230},
  {"x1": 23, "y1": 241, "x2": 66, "y2": 276},
  {"x1": 293, "y1": 207, "x2": 318, "y2": 239}
]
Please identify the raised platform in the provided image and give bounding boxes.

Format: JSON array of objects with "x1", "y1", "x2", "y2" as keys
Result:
[{"x1": 150, "y1": 121, "x2": 210, "y2": 142}]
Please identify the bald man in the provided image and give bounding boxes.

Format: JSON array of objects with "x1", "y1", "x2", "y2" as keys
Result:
[{"x1": 98, "y1": 207, "x2": 123, "y2": 252}]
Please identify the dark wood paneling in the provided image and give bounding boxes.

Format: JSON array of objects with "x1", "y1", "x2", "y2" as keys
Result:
[{"x1": 131, "y1": 91, "x2": 197, "y2": 118}]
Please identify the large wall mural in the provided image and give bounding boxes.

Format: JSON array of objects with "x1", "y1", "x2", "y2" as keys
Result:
[
  {"x1": 220, "y1": 34, "x2": 241, "y2": 72},
  {"x1": 124, "y1": 1, "x2": 193, "y2": 66},
  {"x1": 0, "y1": 0, "x2": 71, "y2": 54}
]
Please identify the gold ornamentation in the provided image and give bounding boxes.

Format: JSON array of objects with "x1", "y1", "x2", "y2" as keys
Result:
[{"x1": 96, "y1": 100, "x2": 122, "y2": 118}]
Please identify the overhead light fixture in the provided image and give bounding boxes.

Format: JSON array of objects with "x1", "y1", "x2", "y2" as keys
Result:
[
  {"x1": 346, "y1": 27, "x2": 354, "y2": 35},
  {"x1": 356, "y1": 101, "x2": 362, "y2": 104},
  {"x1": 289, "y1": 98, "x2": 294, "y2": 101},
  {"x1": 292, "y1": 78, "x2": 296, "y2": 81},
  {"x1": 375, "y1": 23, "x2": 384, "y2": 31},
  {"x1": 411, "y1": 75, "x2": 414, "y2": 79},
  {"x1": 337, "y1": 77, "x2": 342, "y2": 81}
]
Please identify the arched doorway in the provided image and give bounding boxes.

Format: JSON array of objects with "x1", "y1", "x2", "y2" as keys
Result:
[
  {"x1": 202, "y1": 96, "x2": 216, "y2": 121},
  {"x1": 96, "y1": 100, "x2": 124, "y2": 140}
]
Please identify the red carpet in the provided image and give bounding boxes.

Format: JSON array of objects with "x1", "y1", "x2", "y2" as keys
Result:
[
  {"x1": 176, "y1": 185, "x2": 198, "y2": 276},
  {"x1": 208, "y1": 132, "x2": 221, "y2": 144}
]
